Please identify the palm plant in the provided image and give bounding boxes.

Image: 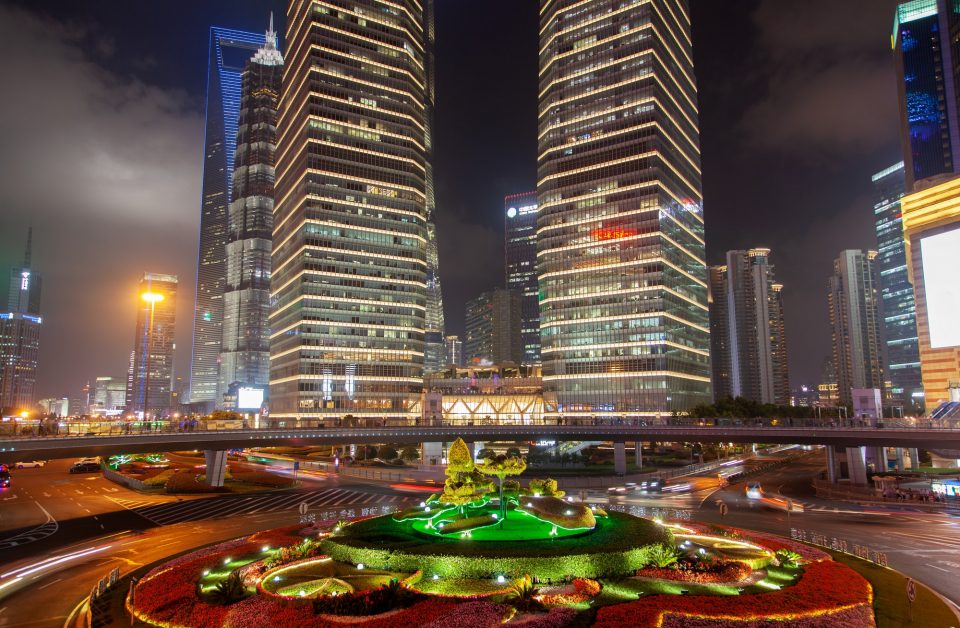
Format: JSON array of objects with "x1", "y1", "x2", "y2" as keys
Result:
[
  {"x1": 507, "y1": 578, "x2": 544, "y2": 613},
  {"x1": 648, "y1": 544, "x2": 685, "y2": 568},
  {"x1": 208, "y1": 572, "x2": 247, "y2": 605}
]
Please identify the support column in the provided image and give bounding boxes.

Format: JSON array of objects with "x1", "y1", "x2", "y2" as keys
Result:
[
  {"x1": 909, "y1": 448, "x2": 920, "y2": 470},
  {"x1": 845, "y1": 447, "x2": 868, "y2": 486},
  {"x1": 895, "y1": 448, "x2": 905, "y2": 472},
  {"x1": 614, "y1": 442, "x2": 627, "y2": 476},
  {"x1": 826, "y1": 446, "x2": 837, "y2": 483},
  {"x1": 204, "y1": 450, "x2": 227, "y2": 487},
  {"x1": 634, "y1": 441, "x2": 643, "y2": 469},
  {"x1": 872, "y1": 447, "x2": 888, "y2": 473},
  {"x1": 422, "y1": 442, "x2": 443, "y2": 466}
]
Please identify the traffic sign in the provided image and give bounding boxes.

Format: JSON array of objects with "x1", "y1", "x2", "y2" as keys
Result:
[
  {"x1": 298, "y1": 501, "x2": 308, "y2": 516},
  {"x1": 718, "y1": 500, "x2": 728, "y2": 517},
  {"x1": 906, "y1": 578, "x2": 916, "y2": 604}
]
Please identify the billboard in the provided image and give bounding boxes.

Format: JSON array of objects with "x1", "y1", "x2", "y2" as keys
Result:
[
  {"x1": 921, "y1": 227, "x2": 960, "y2": 348},
  {"x1": 237, "y1": 387, "x2": 265, "y2": 411}
]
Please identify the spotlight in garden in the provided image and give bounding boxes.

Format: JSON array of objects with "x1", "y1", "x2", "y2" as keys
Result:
[
  {"x1": 224, "y1": 557, "x2": 231, "y2": 565},
  {"x1": 432, "y1": 574, "x2": 439, "y2": 580},
  {"x1": 357, "y1": 563, "x2": 364, "y2": 570},
  {"x1": 497, "y1": 575, "x2": 506, "y2": 584},
  {"x1": 262, "y1": 545, "x2": 270, "y2": 552}
]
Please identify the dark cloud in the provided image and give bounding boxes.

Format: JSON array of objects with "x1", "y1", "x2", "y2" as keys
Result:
[{"x1": 0, "y1": 4, "x2": 203, "y2": 398}]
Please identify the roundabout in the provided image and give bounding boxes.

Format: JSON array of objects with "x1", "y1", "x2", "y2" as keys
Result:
[{"x1": 125, "y1": 439, "x2": 884, "y2": 626}]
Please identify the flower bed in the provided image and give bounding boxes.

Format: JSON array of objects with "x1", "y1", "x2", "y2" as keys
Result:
[
  {"x1": 511, "y1": 607, "x2": 578, "y2": 627},
  {"x1": 421, "y1": 601, "x2": 511, "y2": 627},
  {"x1": 635, "y1": 560, "x2": 752, "y2": 584},
  {"x1": 537, "y1": 578, "x2": 601, "y2": 605},
  {"x1": 682, "y1": 523, "x2": 829, "y2": 563},
  {"x1": 658, "y1": 602, "x2": 875, "y2": 627},
  {"x1": 593, "y1": 559, "x2": 873, "y2": 627}
]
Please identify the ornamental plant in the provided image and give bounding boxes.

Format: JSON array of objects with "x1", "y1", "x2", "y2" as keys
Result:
[
  {"x1": 507, "y1": 576, "x2": 545, "y2": 613},
  {"x1": 775, "y1": 548, "x2": 803, "y2": 568},
  {"x1": 476, "y1": 452, "x2": 527, "y2": 523},
  {"x1": 647, "y1": 544, "x2": 684, "y2": 568},
  {"x1": 528, "y1": 478, "x2": 565, "y2": 498}
]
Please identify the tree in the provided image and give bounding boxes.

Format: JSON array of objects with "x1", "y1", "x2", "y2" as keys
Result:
[
  {"x1": 506, "y1": 446, "x2": 522, "y2": 458},
  {"x1": 476, "y1": 452, "x2": 527, "y2": 524},
  {"x1": 477, "y1": 447, "x2": 497, "y2": 460},
  {"x1": 377, "y1": 445, "x2": 398, "y2": 460},
  {"x1": 439, "y1": 438, "x2": 492, "y2": 514},
  {"x1": 528, "y1": 478, "x2": 564, "y2": 498},
  {"x1": 400, "y1": 446, "x2": 420, "y2": 461}
]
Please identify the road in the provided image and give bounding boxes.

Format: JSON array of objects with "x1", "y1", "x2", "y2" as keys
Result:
[{"x1": 0, "y1": 460, "x2": 423, "y2": 626}]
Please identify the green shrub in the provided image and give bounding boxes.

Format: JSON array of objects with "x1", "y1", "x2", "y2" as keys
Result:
[
  {"x1": 207, "y1": 572, "x2": 248, "y2": 605},
  {"x1": 143, "y1": 469, "x2": 175, "y2": 487},
  {"x1": 508, "y1": 578, "x2": 545, "y2": 612},
  {"x1": 520, "y1": 495, "x2": 594, "y2": 529},
  {"x1": 647, "y1": 544, "x2": 684, "y2": 568},
  {"x1": 775, "y1": 549, "x2": 802, "y2": 568},
  {"x1": 438, "y1": 514, "x2": 497, "y2": 534}
]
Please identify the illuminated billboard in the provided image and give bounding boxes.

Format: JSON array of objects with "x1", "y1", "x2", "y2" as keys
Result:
[
  {"x1": 237, "y1": 387, "x2": 265, "y2": 410},
  {"x1": 921, "y1": 227, "x2": 960, "y2": 348}
]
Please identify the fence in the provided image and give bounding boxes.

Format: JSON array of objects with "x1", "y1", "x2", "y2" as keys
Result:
[{"x1": 790, "y1": 528, "x2": 888, "y2": 567}]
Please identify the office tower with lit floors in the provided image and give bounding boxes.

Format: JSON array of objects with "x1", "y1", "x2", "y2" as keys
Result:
[
  {"x1": 129, "y1": 273, "x2": 178, "y2": 417},
  {"x1": 270, "y1": 1, "x2": 433, "y2": 424},
  {"x1": 709, "y1": 249, "x2": 789, "y2": 405},
  {"x1": 217, "y1": 18, "x2": 283, "y2": 405},
  {"x1": 828, "y1": 251, "x2": 885, "y2": 407},
  {"x1": 871, "y1": 162, "x2": 924, "y2": 411},
  {"x1": 505, "y1": 191, "x2": 541, "y2": 364},
  {"x1": 465, "y1": 289, "x2": 523, "y2": 365},
  {"x1": 190, "y1": 26, "x2": 266, "y2": 409},
  {"x1": 0, "y1": 230, "x2": 41, "y2": 412},
  {"x1": 537, "y1": 0, "x2": 710, "y2": 419}
]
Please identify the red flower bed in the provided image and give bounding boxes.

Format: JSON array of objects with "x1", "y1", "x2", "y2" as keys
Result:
[
  {"x1": 659, "y1": 603, "x2": 875, "y2": 627},
  {"x1": 511, "y1": 607, "x2": 578, "y2": 627},
  {"x1": 594, "y1": 559, "x2": 872, "y2": 628},
  {"x1": 635, "y1": 561, "x2": 751, "y2": 584},
  {"x1": 421, "y1": 601, "x2": 510, "y2": 627},
  {"x1": 680, "y1": 522, "x2": 830, "y2": 563}
]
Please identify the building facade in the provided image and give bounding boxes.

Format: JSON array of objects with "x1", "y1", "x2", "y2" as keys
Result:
[
  {"x1": 465, "y1": 288, "x2": 523, "y2": 366},
  {"x1": 871, "y1": 162, "x2": 924, "y2": 411},
  {"x1": 504, "y1": 191, "x2": 541, "y2": 365},
  {"x1": 0, "y1": 230, "x2": 41, "y2": 412},
  {"x1": 893, "y1": 0, "x2": 960, "y2": 189},
  {"x1": 424, "y1": 364, "x2": 543, "y2": 425},
  {"x1": 129, "y1": 273, "x2": 178, "y2": 416},
  {"x1": 828, "y1": 250, "x2": 885, "y2": 407},
  {"x1": 901, "y1": 176, "x2": 960, "y2": 406},
  {"x1": 270, "y1": 0, "x2": 432, "y2": 424},
  {"x1": 190, "y1": 27, "x2": 266, "y2": 408},
  {"x1": 218, "y1": 20, "x2": 283, "y2": 405},
  {"x1": 91, "y1": 376, "x2": 127, "y2": 414},
  {"x1": 709, "y1": 249, "x2": 789, "y2": 405},
  {"x1": 444, "y1": 335, "x2": 463, "y2": 368},
  {"x1": 537, "y1": 0, "x2": 710, "y2": 419}
]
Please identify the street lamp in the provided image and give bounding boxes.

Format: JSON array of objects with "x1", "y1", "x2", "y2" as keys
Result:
[{"x1": 141, "y1": 292, "x2": 164, "y2": 421}]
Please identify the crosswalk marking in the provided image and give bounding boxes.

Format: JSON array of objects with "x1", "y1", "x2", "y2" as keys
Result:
[{"x1": 107, "y1": 488, "x2": 416, "y2": 527}]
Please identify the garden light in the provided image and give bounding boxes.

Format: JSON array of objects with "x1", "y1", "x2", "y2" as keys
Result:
[
  {"x1": 497, "y1": 575, "x2": 506, "y2": 584},
  {"x1": 357, "y1": 563, "x2": 364, "y2": 570},
  {"x1": 262, "y1": 545, "x2": 270, "y2": 552},
  {"x1": 224, "y1": 557, "x2": 231, "y2": 565},
  {"x1": 274, "y1": 576, "x2": 281, "y2": 582},
  {"x1": 202, "y1": 570, "x2": 210, "y2": 577},
  {"x1": 432, "y1": 574, "x2": 439, "y2": 580},
  {"x1": 299, "y1": 590, "x2": 306, "y2": 597}
]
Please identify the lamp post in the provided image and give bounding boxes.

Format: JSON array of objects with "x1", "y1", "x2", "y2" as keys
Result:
[{"x1": 141, "y1": 292, "x2": 164, "y2": 422}]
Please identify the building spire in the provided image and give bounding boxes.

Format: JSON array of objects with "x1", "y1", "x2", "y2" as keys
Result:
[
  {"x1": 252, "y1": 11, "x2": 283, "y2": 66},
  {"x1": 24, "y1": 225, "x2": 32, "y2": 268}
]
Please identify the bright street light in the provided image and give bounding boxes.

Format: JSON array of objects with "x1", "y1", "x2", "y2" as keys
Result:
[{"x1": 141, "y1": 292, "x2": 165, "y2": 304}]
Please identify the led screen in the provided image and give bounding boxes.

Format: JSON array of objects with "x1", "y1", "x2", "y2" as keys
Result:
[
  {"x1": 237, "y1": 387, "x2": 265, "y2": 410},
  {"x1": 921, "y1": 228, "x2": 960, "y2": 348}
]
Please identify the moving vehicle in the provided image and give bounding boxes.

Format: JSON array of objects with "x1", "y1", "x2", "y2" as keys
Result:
[
  {"x1": 0, "y1": 469, "x2": 10, "y2": 487},
  {"x1": 745, "y1": 483, "x2": 764, "y2": 499},
  {"x1": 15, "y1": 460, "x2": 46, "y2": 469},
  {"x1": 70, "y1": 461, "x2": 101, "y2": 474}
]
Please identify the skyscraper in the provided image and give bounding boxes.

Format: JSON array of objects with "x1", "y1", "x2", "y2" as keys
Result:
[
  {"x1": 465, "y1": 288, "x2": 523, "y2": 365},
  {"x1": 271, "y1": 1, "x2": 432, "y2": 424},
  {"x1": 504, "y1": 191, "x2": 540, "y2": 365},
  {"x1": 444, "y1": 335, "x2": 463, "y2": 368},
  {"x1": 709, "y1": 249, "x2": 789, "y2": 405},
  {"x1": 537, "y1": 0, "x2": 710, "y2": 419},
  {"x1": 129, "y1": 273, "x2": 178, "y2": 416},
  {"x1": 893, "y1": 0, "x2": 960, "y2": 189},
  {"x1": 190, "y1": 26, "x2": 266, "y2": 409},
  {"x1": 0, "y1": 230, "x2": 41, "y2": 412},
  {"x1": 217, "y1": 18, "x2": 283, "y2": 404},
  {"x1": 828, "y1": 250, "x2": 885, "y2": 407},
  {"x1": 871, "y1": 162, "x2": 924, "y2": 411}
]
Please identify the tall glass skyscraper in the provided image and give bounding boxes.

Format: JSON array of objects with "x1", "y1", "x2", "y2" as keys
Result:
[
  {"x1": 0, "y1": 230, "x2": 41, "y2": 412},
  {"x1": 218, "y1": 19, "x2": 283, "y2": 404},
  {"x1": 271, "y1": 0, "x2": 432, "y2": 424},
  {"x1": 893, "y1": 0, "x2": 960, "y2": 188},
  {"x1": 190, "y1": 27, "x2": 265, "y2": 408},
  {"x1": 129, "y1": 273, "x2": 178, "y2": 416},
  {"x1": 505, "y1": 191, "x2": 541, "y2": 365},
  {"x1": 872, "y1": 162, "x2": 924, "y2": 411},
  {"x1": 537, "y1": 0, "x2": 710, "y2": 419}
]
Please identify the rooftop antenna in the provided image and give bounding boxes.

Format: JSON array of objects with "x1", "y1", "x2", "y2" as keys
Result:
[{"x1": 24, "y1": 225, "x2": 32, "y2": 268}]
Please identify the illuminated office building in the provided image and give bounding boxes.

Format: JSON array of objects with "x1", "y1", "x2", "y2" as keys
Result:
[
  {"x1": 0, "y1": 230, "x2": 41, "y2": 412},
  {"x1": 505, "y1": 191, "x2": 541, "y2": 364},
  {"x1": 129, "y1": 273, "x2": 178, "y2": 416},
  {"x1": 465, "y1": 289, "x2": 523, "y2": 366},
  {"x1": 190, "y1": 27, "x2": 266, "y2": 408},
  {"x1": 91, "y1": 376, "x2": 127, "y2": 413},
  {"x1": 444, "y1": 335, "x2": 463, "y2": 368},
  {"x1": 828, "y1": 250, "x2": 885, "y2": 407},
  {"x1": 893, "y1": 0, "x2": 960, "y2": 189},
  {"x1": 218, "y1": 18, "x2": 283, "y2": 404},
  {"x1": 901, "y1": 176, "x2": 960, "y2": 405},
  {"x1": 270, "y1": 1, "x2": 432, "y2": 423},
  {"x1": 537, "y1": 0, "x2": 710, "y2": 418},
  {"x1": 871, "y1": 162, "x2": 924, "y2": 411},
  {"x1": 709, "y1": 249, "x2": 789, "y2": 405}
]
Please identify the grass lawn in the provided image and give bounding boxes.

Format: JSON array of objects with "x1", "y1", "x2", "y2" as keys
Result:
[
  {"x1": 411, "y1": 577, "x2": 512, "y2": 596},
  {"x1": 827, "y1": 550, "x2": 959, "y2": 628},
  {"x1": 410, "y1": 508, "x2": 586, "y2": 541},
  {"x1": 597, "y1": 577, "x2": 741, "y2": 604}
]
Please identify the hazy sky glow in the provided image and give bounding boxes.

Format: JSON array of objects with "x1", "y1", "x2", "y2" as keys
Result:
[{"x1": 0, "y1": 0, "x2": 902, "y2": 399}]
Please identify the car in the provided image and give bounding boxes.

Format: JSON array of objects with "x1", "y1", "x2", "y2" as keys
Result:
[
  {"x1": 70, "y1": 461, "x2": 101, "y2": 474},
  {"x1": 607, "y1": 485, "x2": 628, "y2": 495},
  {"x1": 15, "y1": 460, "x2": 46, "y2": 469},
  {"x1": 745, "y1": 483, "x2": 764, "y2": 500},
  {"x1": 0, "y1": 470, "x2": 10, "y2": 487}
]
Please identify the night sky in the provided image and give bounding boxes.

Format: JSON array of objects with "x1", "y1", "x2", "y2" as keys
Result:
[{"x1": 0, "y1": 0, "x2": 902, "y2": 400}]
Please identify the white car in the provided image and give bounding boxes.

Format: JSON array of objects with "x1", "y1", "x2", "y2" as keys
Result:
[
  {"x1": 745, "y1": 483, "x2": 764, "y2": 500},
  {"x1": 15, "y1": 460, "x2": 46, "y2": 469}
]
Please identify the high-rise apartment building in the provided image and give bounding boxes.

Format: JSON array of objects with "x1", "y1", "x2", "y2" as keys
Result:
[
  {"x1": 271, "y1": 1, "x2": 433, "y2": 424},
  {"x1": 444, "y1": 335, "x2": 463, "y2": 368},
  {"x1": 129, "y1": 273, "x2": 178, "y2": 416},
  {"x1": 504, "y1": 191, "x2": 541, "y2": 365},
  {"x1": 901, "y1": 176, "x2": 960, "y2": 405},
  {"x1": 0, "y1": 230, "x2": 41, "y2": 412},
  {"x1": 871, "y1": 162, "x2": 924, "y2": 411},
  {"x1": 709, "y1": 249, "x2": 789, "y2": 405},
  {"x1": 218, "y1": 19, "x2": 283, "y2": 405},
  {"x1": 828, "y1": 250, "x2": 885, "y2": 406},
  {"x1": 537, "y1": 0, "x2": 710, "y2": 418},
  {"x1": 893, "y1": 0, "x2": 960, "y2": 189},
  {"x1": 190, "y1": 27, "x2": 266, "y2": 408},
  {"x1": 465, "y1": 288, "x2": 523, "y2": 365}
]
